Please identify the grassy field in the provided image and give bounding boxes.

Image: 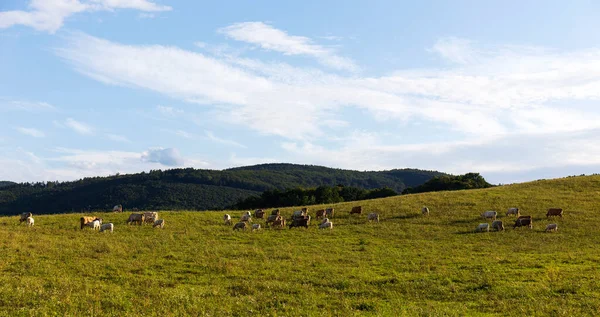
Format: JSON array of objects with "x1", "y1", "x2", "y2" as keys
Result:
[{"x1": 2, "y1": 175, "x2": 600, "y2": 316}]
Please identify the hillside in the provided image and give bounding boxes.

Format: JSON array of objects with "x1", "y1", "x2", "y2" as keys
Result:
[
  {"x1": 0, "y1": 181, "x2": 15, "y2": 188},
  {"x1": 1, "y1": 175, "x2": 599, "y2": 315},
  {"x1": 0, "y1": 164, "x2": 445, "y2": 215}
]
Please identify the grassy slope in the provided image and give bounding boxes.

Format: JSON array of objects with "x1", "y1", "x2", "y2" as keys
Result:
[{"x1": 1, "y1": 175, "x2": 600, "y2": 316}]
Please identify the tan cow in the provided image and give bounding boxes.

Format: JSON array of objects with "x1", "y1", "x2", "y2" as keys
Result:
[
  {"x1": 350, "y1": 206, "x2": 362, "y2": 215},
  {"x1": 80, "y1": 216, "x2": 101, "y2": 229},
  {"x1": 127, "y1": 213, "x2": 145, "y2": 225},
  {"x1": 112, "y1": 205, "x2": 123, "y2": 212},
  {"x1": 272, "y1": 217, "x2": 286, "y2": 229},
  {"x1": 153, "y1": 219, "x2": 165, "y2": 229},
  {"x1": 144, "y1": 212, "x2": 159, "y2": 224},
  {"x1": 546, "y1": 208, "x2": 563, "y2": 218}
]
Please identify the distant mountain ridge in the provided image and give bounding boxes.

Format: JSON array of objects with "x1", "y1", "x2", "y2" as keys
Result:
[{"x1": 0, "y1": 163, "x2": 446, "y2": 215}]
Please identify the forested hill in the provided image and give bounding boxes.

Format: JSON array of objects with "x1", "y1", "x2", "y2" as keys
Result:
[{"x1": 0, "y1": 164, "x2": 445, "y2": 215}]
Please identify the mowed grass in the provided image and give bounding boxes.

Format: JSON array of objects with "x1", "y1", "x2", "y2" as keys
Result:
[{"x1": 2, "y1": 176, "x2": 600, "y2": 316}]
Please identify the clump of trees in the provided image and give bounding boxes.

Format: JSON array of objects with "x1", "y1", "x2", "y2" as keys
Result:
[
  {"x1": 233, "y1": 185, "x2": 398, "y2": 209},
  {"x1": 402, "y1": 173, "x2": 493, "y2": 194}
]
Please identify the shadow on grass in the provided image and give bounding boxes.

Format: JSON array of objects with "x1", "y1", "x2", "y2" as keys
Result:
[{"x1": 389, "y1": 214, "x2": 421, "y2": 220}]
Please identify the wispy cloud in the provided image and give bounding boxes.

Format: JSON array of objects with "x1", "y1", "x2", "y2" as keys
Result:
[
  {"x1": 0, "y1": 99, "x2": 56, "y2": 112},
  {"x1": 0, "y1": 0, "x2": 171, "y2": 33},
  {"x1": 205, "y1": 131, "x2": 246, "y2": 148},
  {"x1": 64, "y1": 118, "x2": 93, "y2": 135},
  {"x1": 15, "y1": 127, "x2": 45, "y2": 138},
  {"x1": 141, "y1": 147, "x2": 184, "y2": 166},
  {"x1": 156, "y1": 105, "x2": 183, "y2": 116},
  {"x1": 106, "y1": 133, "x2": 131, "y2": 143},
  {"x1": 218, "y1": 22, "x2": 359, "y2": 72}
]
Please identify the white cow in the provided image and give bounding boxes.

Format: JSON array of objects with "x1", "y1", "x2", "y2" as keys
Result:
[
  {"x1": 476, "y1": 223, "x2": 489, "y2": 232},
  {"x1": 100, "y1": 223, "x2": 114, "y2": 233},
  {"x1": 252, "y1": 224, "x2": 261, "y2": 231},
  {"x1": 481, "y1": 211, "x2": 497, "y2": 221},
  {"x1": 367, "y1": 213, "x2": 380, "y2": 222},
  {"x1": 90, "y1": 219, "x2": 101, "y2": 230},
  {"x1": 319, "y1": 221, "x2": 333, "y2": 229},
  {"x1": 26, "y1": 216, "x2": 34, "y2": 227},
  {"x1": 506, "y1": 207, "x2": 520, "y2": 216},
  {"x1": 545, "y1": 223, "x2": 558, "y2": 232},
  {"x1": 223, "y1": 214, "x2": 232, "y2": 225}
]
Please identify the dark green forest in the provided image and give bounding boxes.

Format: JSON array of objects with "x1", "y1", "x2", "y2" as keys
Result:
[
  {"x1": 402, "y1": 173, "x2": 494, "y2": 194},
  {"x1": 0, "y1": 164, "x2": 445, "y2": 215}
]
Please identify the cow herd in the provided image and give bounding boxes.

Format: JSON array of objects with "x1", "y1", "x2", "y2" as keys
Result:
[
  {"x1": 14, "y1": 204, "x2": 566, "y2": 235},
  {"x1": 475, "y1": 207, "x2": 564, "y2": 233},
  {"x1": 16, "y1": 210, "x2": 165, "y2": 233},
  {"x1": 225, "y1": 206, "x2": 379, "y2": 231}
]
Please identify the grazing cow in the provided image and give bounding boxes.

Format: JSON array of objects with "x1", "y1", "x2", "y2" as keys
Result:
[
  {"x1": 81, "y1": 216, "x2": 101, "y2": 229},
  {"x1": 325, "y1": 208, "x2": 335, "y2": 218},
  {"x1": 491, "y1": 220, "x2": 504, "y2": 231},
  {"x1": 545, "y1": 223, "x2": 558, "y2": 232},
  {"x1": 289, "y1": 216, "x2": 310, "y2": 229},
  {"x1": 26, "y1": 216, "x2": 34, "y2": 227},
  {"x1": 254, "y1": 209, "x2": 265, "y2": 219},
  {"x1": 422, "y1": 207, "x2": 430, "y2": 216},
  {"x1": 271, "y1": 217, "x2": 286, "y2": 229},
  {"x1": 514, "y1": 217, "x2": 533, "y2": 229},
  {"x1": 481, "y1": 211, "x2": 497, "y2": 221},
  {"x1": 271, "y1": 209, "x2": 280, "y2": 216},
  {"x1": 20, "y1": 212, "x2": 32, "y2": 223},
  {"x1": 153, "y1": 219, "x2": 165, "y2": 229},
  {"x1": 321, "y1": 217, "x2": 329, "y2": 224},
  {"x1": 233, "y1": 222, "x2": 247, "y2": 231},
  {"x1": 243, "y1": 211, "x2": 252, "y2": 217},
  {"x1": 350, "y1": 206, "x2": 362, "y2": 215},
  {"x1": 319, "y1": 221, "x2": 333, "y2": 229},
  {"x1": 476, "y1": 223, "x2": 489, "y2": 232},
  {"x1": 127, "y1": 213, "x2": 145, "y2": 225},
  {"x1": 546, "y1": 208, "x2": 563, "y2": 218},
  {"x1": 113, "y1": 205, "x2": 123, "y2": 212},
  {"x1": 266, "y1": 214, "x2": 280, "y2": 226},
  {"x1": 100, "y1": 223, "x2": 114, "y2": 233},
  {"x1": 316, "y1": 209, "x2": 326, "y2": 220},
  {"x1": 301, "y1": 207, "x2": 308, "y2": 213},
  {"x1": 223, "y1": 214, "x2": 232, "y2": 225},
  {"x1": 367, "y1": 213, "x2": 380, "y2": 223},
  {"x1": 240, "y1": 213, "x2": 252, "y2": 222},
  {"x1": 506, "y1": 207, "x2": 520, "y2": 217},
  {"x1": 292, "y1": 210, "x2": 306, "y2": 220},
  {"x1": 252, "y1": 224, "x2": 261, "y2": 231},
  {"x1": 90, "y1": 219, "x2": 101, "y2": 230},
  {"x1": 144, "y1": 212, "x2": 159, "y2": 224},
  {"x1": 517, "y1": 215, "x2": 532, "y2": 219}
]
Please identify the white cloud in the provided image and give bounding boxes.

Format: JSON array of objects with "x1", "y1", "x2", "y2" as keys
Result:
[
  {"x1": 218, "y1": 22, "x2": 359, "y2": 72},
  {"x1": 0, "y1": 0, "x2": 171, "y2": 33},
  {"x1": 64, "y1": 118, "x2": 93, "y2": 135},
  {"x1": 156, "y1": 105, "x2": 183, "y2": 116},
  {"x1": 141, "y1": 147, "x2": 184, "y2": 166},
  {"x1": 205, "y1": 131, "x2": 246, "y2": 148},
  {"x1": 15, "y1": 127, "x2": 45, "y2": 138},
  {"x1": 56, "y1": 32, "x2": 600, "y2": 181}
]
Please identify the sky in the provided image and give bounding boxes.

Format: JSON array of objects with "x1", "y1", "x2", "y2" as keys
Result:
[{"x1": 2, "y1": 0, "x2": 600, "y2": 185}]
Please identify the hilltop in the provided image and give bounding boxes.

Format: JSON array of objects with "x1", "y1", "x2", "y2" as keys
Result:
[
  {"x1": 1, "y1": 174, "x2": 599, "y2": 315},
  {"x1": 0, "y1": 164, "x2": 445, "y2": 215}
]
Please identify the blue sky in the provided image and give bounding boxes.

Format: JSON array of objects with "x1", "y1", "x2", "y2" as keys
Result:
[{"x1": 2, "y1": 0, "x2": 600, "y2": 184}]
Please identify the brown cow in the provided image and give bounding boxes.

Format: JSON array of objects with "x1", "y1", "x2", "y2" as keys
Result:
[
  {"x1": 315, "y1": 209, "x2": 326, "y2": 220},
  {"x1": 254, "y1": 209, "x2": 265, "y2": 219},
  {"x1": 325, "y1": 208, "x2": 335, "y2": 218},
  {"x1": 289, "y1": 216, "x2": 310, "y2": 229},
  {"x1": 80, "y1": 216, "x2": 101, "y2": 229},
  {"x1": 514, "y1": 217, "x2": 533, "y2": 229},
  {"x1": 350, "y1": 206, "x2": 362, "y2": 215},
  {"x1": 127, "y1": 213, "x2": 145, "y2": 225},
  {"x1": 20, "y1": 212, "x2": 32, "y2": 223},
  {"x1": 546, "y1": 208, "x2": 563, "y2": 218},
  {"x1": 272, "y1": 217, "x2": 286, "y2": 229}
]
